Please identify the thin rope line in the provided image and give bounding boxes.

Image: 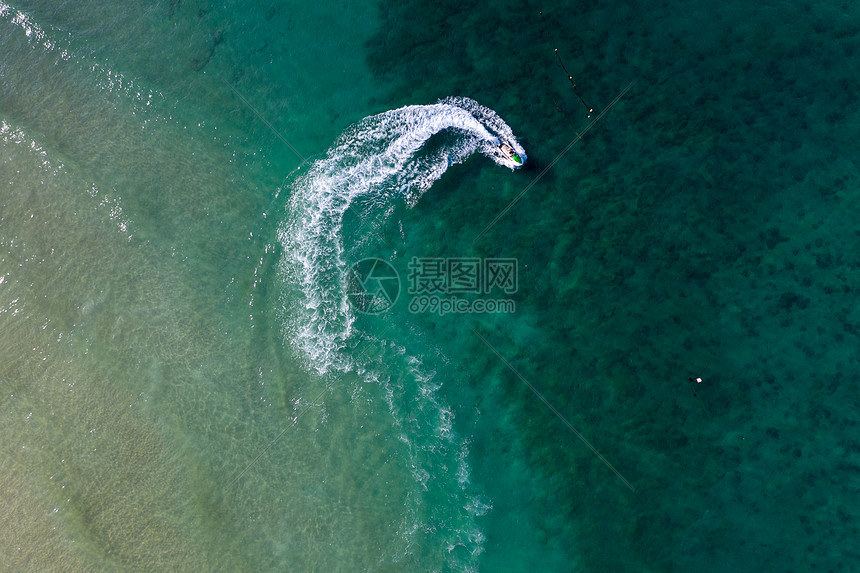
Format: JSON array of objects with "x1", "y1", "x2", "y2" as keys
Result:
[
  {"x1": 226, "y1": 386, "x2": 329, "y2": 489},
  {"x1": 223, "y1": 79, "x2": 307, "y2": 163},
  {"x1": 471, "y1": 326, "x2": 635, "y2": 491},
  {"x1": 472, "y1": 78, "x2": 638, "y2": 245}
]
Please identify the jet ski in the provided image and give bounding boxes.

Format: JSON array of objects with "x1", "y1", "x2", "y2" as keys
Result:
[{"x1": 498, "y1": 141, "x2": 524, "y2": 168}]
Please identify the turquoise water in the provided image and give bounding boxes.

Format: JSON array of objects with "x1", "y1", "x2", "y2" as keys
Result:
[{"x1": 2, "y1": 0, "x2": 859, "y2": 571}]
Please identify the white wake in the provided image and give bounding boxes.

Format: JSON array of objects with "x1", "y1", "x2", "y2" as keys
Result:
[{"x1": 276, "y1": 97, "x2": 525, "y2": 569}]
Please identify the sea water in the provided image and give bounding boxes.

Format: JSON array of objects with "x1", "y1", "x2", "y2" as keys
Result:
[{"x1": 3, "y1": 0, "x2": 860, "y2": 571}]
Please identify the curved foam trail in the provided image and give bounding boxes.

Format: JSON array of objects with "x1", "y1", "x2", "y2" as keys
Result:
[
  {"x1": 277, "y1": 97, "x2": 523, "y2": 567},
  {"x1": 278, "y1": 97, "x2": 525, "y2": 371}
]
